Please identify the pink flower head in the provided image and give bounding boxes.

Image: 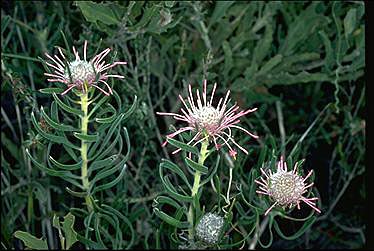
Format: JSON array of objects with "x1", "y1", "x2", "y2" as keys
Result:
[
  {"x1": 44, "y1": 40, "x2": 127, "y2": 96},
  {"x1": 157, "y1": 80, "x2": 258, "y2": 156},
  {"x1": 255, "y1": 156, "x2": 321, "y2": 216}
]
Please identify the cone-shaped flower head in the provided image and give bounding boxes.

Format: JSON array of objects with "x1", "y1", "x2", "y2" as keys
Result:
[
  {"x1": 195, "y1": 213, "x2": 224, "y2": 245},
  {"x1": 255, "y1": 156, "x2": 321, "y2": 216},
  {"x1": 44, "y1": 40, "x2": 127, "y2": 95},
  {"x1": 157, "y1": 80, "x2": 258, "y2": 158}
]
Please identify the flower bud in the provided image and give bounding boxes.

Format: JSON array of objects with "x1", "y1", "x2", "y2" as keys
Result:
[{"x1": 195, "y1": 213, "x2": 224, "y2": 245}]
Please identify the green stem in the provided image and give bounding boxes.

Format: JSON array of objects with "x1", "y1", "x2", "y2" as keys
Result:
[
  {"x1": 80, "y1": 92, "x2": 93, "y2": 212},
  {"x1": 188, "y1": 137, "x2": 209, "y2": 240},
  {"x1": 27, "y1": 187, "x2": 34, "y2": 232}
]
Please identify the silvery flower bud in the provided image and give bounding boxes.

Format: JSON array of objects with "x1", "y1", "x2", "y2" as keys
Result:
[{"x1": 195, "y1": 213, "x2": 224, "y2": 245}]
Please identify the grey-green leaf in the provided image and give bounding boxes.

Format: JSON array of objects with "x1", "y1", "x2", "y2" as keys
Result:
[
  {"x1": 41, "y1": 106, "x2": 78, "y2": 132},
  {"x1": 160, "y1": 159, "x2": 191, "y2": 189},
  {"x1": 62, "y1": 213, "x2": 78, "y2": 249},
  {"x1": 73, "y1": 132, "x2": 99, "y2": 142},
  {"x1": 31, "y1": 112, "x2": 80, "y2": 150},
  {"x1": 14, "y1": 231, "x2": 48, "y2": 250},
  {"x1": 344, "y1": 8, "x2": 357, "y2": 39},
  {"x1": 39, "y1": 87, "x2": 65, "y2": 94},
  {"x1": 52, "y1": 215, "x2": 65, "y2": 249},
  {"x1": 166, "y1": 138, "x2": 199, "y2": 155},
  {"x1": 52, "y1": 93, "x2": 83, "y2": 116},
  {"x1": 153, "y1": 208, "x2": 189, "y2": 229},
  {"x1": 210, "y1": 1, "x2": 235, "y2": 26},
  {"x1": 76, "y1": 2, "x2": 121, "y2": 25},
  {"x1": 184, "y1": 157, "x2": 208, "y2": 174}
]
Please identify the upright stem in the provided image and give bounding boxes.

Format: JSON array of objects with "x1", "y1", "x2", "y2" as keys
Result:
[
  {"x1": 226, "y1": 167, "x2": 233, "y2": 204},
  {"x1": 188, "y1": 138, "x2": 209, "y2": 240},
  {"x1": 249, "y1": 215, "x2": 269, "y2": 250},
  {"x1": 80, "y1": 92, "x2": 93, "y2": 212}
]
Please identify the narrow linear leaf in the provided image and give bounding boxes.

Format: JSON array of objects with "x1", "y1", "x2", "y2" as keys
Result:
[
  {"x1": 26, "y1": 149, "x2": 78, "y2": 179},
  {"x1": 95, "y1": 110, "x2": 117, "y2": 124},
  {"x1": 210, "y1": 1, "x2": 235, "y2": 26},
  {"x1": 65, "y1": 187, "x2": 87, "y2": 198},
  {"x1": 26, "y1": 149, "x2": 83, "y2": 189},
  {"x1": 84, "y1": 211, "x2": 95, "y2": 240},
  {"x1": 93, "y1": 125, "x2": 125, "y2": 162},
  {"x1": 1, "y1": 132, "x2": 20, "y2": 160},
  {"x1": 39, "y1": 87, "x2": 65, "y2": 94},
  {"x1": 94, "y1": 105, "x2": 115, "y2": 118},
  {"x1": 122, "y1": 127, "x2": 131, "y2": 161},
  {"x1": 89, "y1": 113, "x2": 124, "y2": 160},
  {"x1": 59, "y1": 31, "x2": 72, "y2": 60},
  {"x1": 253, "y1": 23, "x2": 274, "y2": 64},
  {"x1": 258, "y1": 215, "x2": 274, "y2": 248},
  {"x1": 318, "y1": 31, "x2": 334, "y2": 71},
  {"x1": 153, "y1": 208, "x2": 189, "y2": 229},
  {"x1": 49, "y1": 156, "x2": 82, "y2": 171},
  {"x1": 159, "y1": 166, "x2": 192, "y2": 202},
  {"x1": 344, "y1": 8, "x2": 357, "y2": 38},
  {"x1": 94, "y1": 215, "x2": 107, "y2": 249},
  {"x1": 90, "y1": 157, "x2": 127, "y2": 191},
  {"x1": 222, "y1": 41, "x2": 233, "y2": 77},
  {"x1": 52, "y1": 93, "x2": 83, "y2": 116},
  {"x1": 96, "y1": 213, "x2": 118, "y2": 248},
  {"x1": 154, "y1": 195, "x2": 182, "y2": 209},
  {"x1": 290, "y1": 104, "x2": 331, "y2": 157},
  {"x1": 31, "y1": 112, "x2": 80, "y2": 150},
  {"x1": 76, "y1": 233, "x2": 104, "y2": 250},
  {"x1": 185, "y1": 157, "x2": 208, "y2": 174},
  {"x1": 121, "y1": 95, "x2": 138, "y2": 120},
  {"x1": 100, "y1": 204, "x2": 135, "y2": 249},
  {"x1": 161, "y1": 159, "x2": 191, "y2": 189},
  {"x1": 73, "y1": 132, "x2": 99, "y2": 142},
  {"x1": 88, "y1": 95, "x2": 110, "y2": 118},
  {"x1": 111, "y1": 89, "x2": 122, "y2": 113},
  {"x1": 167, "y1": 138, "x2": 199, "y2": 155},
  {"x1": 200, "y1": 155, "x2": 220, "y2": 186},
  {"x1": 92, "y1": 164, "x2": 127, "y2": 194},
  {"x1": 49, "y1": 102, "x2": 79, "y2": 160},
  {"x1": 257, "y1": 54, "x2": 283, "y2": 76},
  {"x1": 89, "y1": 154, "x2": 118, "y2": 174},
  {"x1": 274, "y1": 215, "x2": 316, "y2": 240},
  {"x1": 41, "y1": 106, "x2": 78, "y2": 132}
]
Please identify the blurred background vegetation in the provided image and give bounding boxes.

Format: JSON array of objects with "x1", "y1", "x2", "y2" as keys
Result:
[{"x1": 1, "y1": 1, "x2": 365, "y2": 249}]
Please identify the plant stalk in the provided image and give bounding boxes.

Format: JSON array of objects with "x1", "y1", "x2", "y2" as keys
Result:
[
  {"x1": 188, "y1": 137, "x2": 209, "y2": 240},
  {"x1": 80, "y1": 92, "x2": 93, "y2": 212},
  {"x1": 249, "y1": 215, "x2": 269, "y2": 250}
]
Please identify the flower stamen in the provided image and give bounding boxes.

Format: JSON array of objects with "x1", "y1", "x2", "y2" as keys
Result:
[
  {"x1": 256, "y1": 156, "x2": 321, "y2": 215},
  {"x1": 44, "y1": 41, "x2": 126, "y2": 96},
  {"x1": 157, "y1": 80, "x2": 258, "y2": 157}
]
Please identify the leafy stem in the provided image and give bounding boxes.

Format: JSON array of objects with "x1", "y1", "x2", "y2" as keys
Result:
[
  {"x1": 188, "y1": 136, "x2": 209, "y2": 240},
  {"x1": 249, "y1": 215, "x2": 270, "y2": 250},
  {"x1": 80, "y1": 91, "x2": 93, "y2": 212}
]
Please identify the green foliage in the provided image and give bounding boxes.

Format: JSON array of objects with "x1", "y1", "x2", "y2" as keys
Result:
[
  {"x1": 14, "y1": 231, "x2": 48, "y2": 250},
  {"x1": 1, "y1": 1, "x2": 365, "y2": 250},
  {"x1": 52, "y1": 213, "x2": 78, "y2": 250},
  {"x1": 76, "y1": 2, "x2": 122, "y2": 26}
]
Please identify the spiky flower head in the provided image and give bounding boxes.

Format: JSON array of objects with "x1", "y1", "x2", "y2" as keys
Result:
[
  {"x1": 44, "y1": 40, "x2": 127, "y2": 96},
  {"x1": 157, "y1": 80, "x2": 258, "y2": 158},
  {"x1": 255, "y1": 156, "x2": 321, "y2": 216},
  {"x1": 195, "y1": 213, "x2": 224, "y2": 245}
]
